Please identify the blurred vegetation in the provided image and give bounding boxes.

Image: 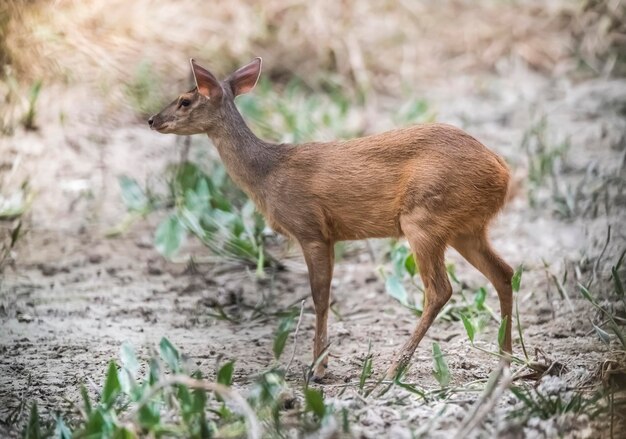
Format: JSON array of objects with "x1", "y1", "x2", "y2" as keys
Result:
[
  {"x1": 573, "y1": 0, "x2": 626, "y2": 75},
  {"x1": 1, "y1": 0, "x2": 624, "y2": 96},
  {"x1": 114, "y1": 161, "x2": 273, "y2": 273},
  {"x1": 0, "y1": 182, "x2": 31, "y2": 276},
  {"x1": 124, "y1": 61, "x2": 166, "y2": 118}
]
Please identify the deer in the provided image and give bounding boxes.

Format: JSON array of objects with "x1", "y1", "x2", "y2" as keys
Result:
[{"x1": 148, "y1": 58, "x2": 514, "y2": 382}]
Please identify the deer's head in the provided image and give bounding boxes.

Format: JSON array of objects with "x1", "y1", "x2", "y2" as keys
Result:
[{"x1": 148, "y1": 58, "x2": 262, "y2": 135}]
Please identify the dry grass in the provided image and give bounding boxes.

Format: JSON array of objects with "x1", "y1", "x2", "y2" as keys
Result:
[
  {"x1": 572, "y1": 0, "x2": 626, "y2": 75},
  {"x1": 3, "y1": 0, "x2": 583, "y2": 95}
]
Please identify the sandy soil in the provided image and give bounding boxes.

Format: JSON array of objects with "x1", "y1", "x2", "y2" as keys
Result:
[{"x1": 1, "y1": 64, "x2": 625, "y2": 437}]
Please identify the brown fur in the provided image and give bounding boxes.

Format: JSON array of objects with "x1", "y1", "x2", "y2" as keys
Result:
[{"x1": 149, "y1": 58, "x2": 514, "y2": 381}]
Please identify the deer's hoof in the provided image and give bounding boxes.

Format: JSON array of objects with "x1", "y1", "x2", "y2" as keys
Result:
[{"x1": 311, "y1": 374, "x2": 325, "y2": 384}]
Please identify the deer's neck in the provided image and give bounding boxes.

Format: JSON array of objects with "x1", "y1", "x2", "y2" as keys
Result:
[{"x1": 207, "y1": 103, "x2": 279, "y2": 209}]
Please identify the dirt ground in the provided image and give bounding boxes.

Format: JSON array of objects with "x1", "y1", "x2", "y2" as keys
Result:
[{"x1": 1, "y1": 1, "x2": 626, "y2": 437}]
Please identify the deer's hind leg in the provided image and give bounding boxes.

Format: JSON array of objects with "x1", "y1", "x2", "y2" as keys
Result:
[
  {"x1": 386, "y1": 212, "x2": 453, "y2": 379},
  {"x1": 452, "y1": 231, "x2": 513, "y2": 354}
]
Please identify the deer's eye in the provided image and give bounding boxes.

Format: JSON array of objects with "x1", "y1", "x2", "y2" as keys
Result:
[{"x1": 180, "y1": 99, "x2": 191, "y2": 107}]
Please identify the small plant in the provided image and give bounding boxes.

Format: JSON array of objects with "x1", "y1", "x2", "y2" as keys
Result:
[
  {"x1": 521, "y1": 117, "x2": 575, "y2": 216},
  {"x1": 431, "y1": 342, "x2": 451, "y2": 388},
  {"x1": 358, "y1": 343, "x2": 374, "y2": 395},
  {"x1": 21, "y1": 338, "x2": 346, "y2": 438},
  {"x1": 0, "y1": 71, "x2": 43, "y2": 134},
  {"x1": 509, "y1": 380, "x2": 606, "y2": 422},
  {"x1": 578, "y1": 250, "x2": 626, "y2": 349},
  {"x1": 0, "y1": 183, "x2": 32, "y2": 275},
  {"x1": 20, "y1": 79, "x2": 42, "y2": 130},
  {"x1": 238, "y1": 77, "x2": 362, "y2": 143},
  {"x1": 114, "y1": 161, "x2": 274, "y2": 272},
  {"x1": 273, "y1": 310, "x2": 299, "y2": 361}
]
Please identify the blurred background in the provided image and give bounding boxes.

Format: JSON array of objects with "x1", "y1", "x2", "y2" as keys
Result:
[
  {"x1": 1, "y1": 0, "x2": 625, "y2": 437},
  {"x1": 0, "y1": 0, "x2": 624, "y2": 228}
]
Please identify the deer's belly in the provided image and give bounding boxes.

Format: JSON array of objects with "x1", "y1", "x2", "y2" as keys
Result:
[{"x1": 325, "y1": 203, "x2": 402, "y2": 241}]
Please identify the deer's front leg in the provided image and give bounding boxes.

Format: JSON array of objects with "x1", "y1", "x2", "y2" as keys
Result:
[{"x1": 300, "y1": 240, "x2": 334, "y2": 381}]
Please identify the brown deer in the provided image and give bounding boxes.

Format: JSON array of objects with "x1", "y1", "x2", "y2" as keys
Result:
[{"x1": 148, "y1": 58, "x2": 514, "y2": 381}]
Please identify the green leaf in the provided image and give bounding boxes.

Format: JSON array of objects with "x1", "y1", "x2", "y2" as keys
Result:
[
  {"x1": 191, "y1": 383, "x2": 208, "y2": 413},
  {"x1": 395, "y1": 381, "x2": 427, "y2": 398},
  {"x1": 273, "y1": 316, "x2": 294, "y2": 360},
  {"x1": 179, "y1": 207, "x2": 206, "y2": 239},
  {"x1": 120, "y1": 342, "x2": 139, "y2": 377},
  {"x1": 138, "y1": 403, "x2": 160, "y2": 430},
  {"x1": 341, "y1": 407, "x2": 350, "y2": 434},
  {"x1": 80, "y1": 384, "x2": 92, "y2": 415},
  {"x1": 81, "y1": 409, "x2": 107, "y2": 435},
  {"x1": 24, "y1": 403, "x2": 41, "y2": 439},
  {"x1": 196, "y1": 177, "x2": 210, "y2": 201},
  {"x1": 512, "y1": 266, "x2": 523, "y2": 293},
  {"x1": 385, "y1": 275, "x2": 409, "y2": 306},
  {"x1": 120, "y1": 342, "x2": 139, "y2": 395},
  {"x1": 177, "y1": 383, "x2": 193, "y2": 413},
  {"x1": 431, "y1": 342, "x2": 450, "y2": 388},
  {"x1": 593, "y1": 323, "x2": 611, "y2": 346},
  {"x1": 118, "y1": 176, "x2": 148, "y2": 212},
  {"x1": 101, "y1": 360, "x2": 121, "y2": 406},
  {"x1": 474, "y1": 287, "x2": 487, "y2": 310},
  {"x1": 154, "y1": 214, "x2": 185, "y2": 258},
  {"x1": 54, "y1": 416, "x2": 72, "y2": 439},
  {"x1": 578, "y1": 283, "x2": 595, "y2": 303},
  {"x1": 498, "y1": 316, "x2": 508, "y2": 351},
  {"x1": 358, "y1": 354, "x2": 373, "y2": 392},
  {"x1": 460, "y1": 313, "x2": 475, "y2": 343},
  {"x1": 159, "y1": 337, "x2": 181, "y2": 372},
  {"x1": 217, "y1": 361, "x2": 235, "y2": 386},
  {"x1": 390, "y1": 243, "x2": 410, "y2": 278},
  {"x1": 304, "y1": 388, "x2": 326, "y2": 418},
  {"x1": 174, "y1": 162, "x2": 203, "y2": 193},
  {"x1": 516, "y1": 297, "x2": 529, "y2": 362},
  {"x1": 148, "y1": 358, "x2": 160, "y2": 385},
  {"x1": 10, "y1": 220, "x2": 22, "y2": 247},
  {"x1": 113, "y1": 426, "x2": 138, "y2": 439},
  {"x1": 404, "y1": 254, "x2": 417, "y2": 277}
]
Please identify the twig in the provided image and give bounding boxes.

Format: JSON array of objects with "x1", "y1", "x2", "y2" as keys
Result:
[
  {"x1": 127, "y1": 375, "x2": 261, "y2": 439},
  {"x1": 456, "y1": 362, "x2": 512, "y2": 437},
  {"x1": 285, "y1": 299, "x2": 306, "y2": 374}
]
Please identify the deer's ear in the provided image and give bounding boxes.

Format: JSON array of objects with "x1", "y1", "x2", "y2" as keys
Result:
[
  {"x1": 190, "y1": 59, "x2": 222, "y2": 99},
  {"x1": 226, "y1": 57, "x2": 262, "y2": 97}
]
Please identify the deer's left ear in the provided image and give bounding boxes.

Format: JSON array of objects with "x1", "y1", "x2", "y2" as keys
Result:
[
  {"x1": 226, "y1": 58, "x2": 262, "y2": 97},
  {"x1": 190, "y1": 59, "x2": 222, "y2": 99}
]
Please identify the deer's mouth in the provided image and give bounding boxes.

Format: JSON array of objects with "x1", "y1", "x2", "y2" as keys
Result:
[{"x1": 152, "y1": 122, "x2": 173, "y2": 133}]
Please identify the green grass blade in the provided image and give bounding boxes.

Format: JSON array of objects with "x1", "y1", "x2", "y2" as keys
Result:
[
  {"x1": 460, "y1": 313, "x2": 475, "y2": 344},
  {"x1": 512, "y1": 266, "x2": 523, "y2": 293},
  {"x1": 217, "y1": 361, "x2": 235, "y2": 386},
  {"x1": 304, "y1": 388, "x2": 326, "y2": 418},
  {"x1": 159, "y1": 337, "x2": 181, "y2": 373},
  {"x1": 101, "y1": 361, "x2": 121, "y2": 407},
  {"x1": 24, "y1": 403, "x2": 41, "y2": 439},
  {"x1": 431, "y1": 342, "x2": 450, "y2": 388}
]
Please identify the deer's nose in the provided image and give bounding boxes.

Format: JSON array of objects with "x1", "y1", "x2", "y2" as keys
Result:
[{"x1": 148, "y1": 116, "x2": 154, "y2": 126}]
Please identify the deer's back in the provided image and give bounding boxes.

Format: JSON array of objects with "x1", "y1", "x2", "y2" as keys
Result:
[{"x1": 266, "y1": 123, "x2": 509, "y2": 241}]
